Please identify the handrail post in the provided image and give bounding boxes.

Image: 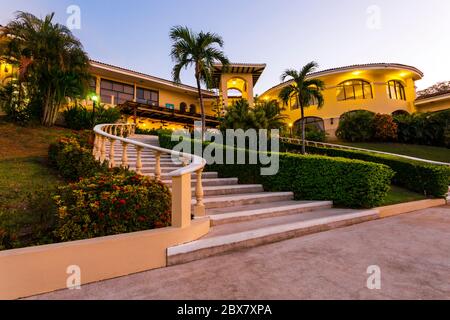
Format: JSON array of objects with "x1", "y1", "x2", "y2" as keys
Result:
[
  {"x1": 109, "y1": 138, "x2": 116, "y2": 168},
  {"x1": 119, "y1": 125, "x2": 124, "y2": 137},
  {"x1": 135, "y1": 146, "x2": 143, "y2": 174},
  {"x1": 194, "y1": 168, "x2": 205, "y2": 217},
  {"x1": 93, "y1": 134, "x2": 99, "y2": 158},
  {"x1": 100, "y1": 136, "x2": 106, "y2": 163},
  {"x1": 121, "y1": 141, "x2": 129, "y2": 168},
  {"x1": 155, "y1": 151, "x2": 161, "y2": 181},
  {"x1": 171, "y1": 174, "x2": 191, "y2": 228}
]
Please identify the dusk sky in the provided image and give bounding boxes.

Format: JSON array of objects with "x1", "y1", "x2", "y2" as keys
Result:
[{"x1": 1, "y1": 0, "x2": 450, "y2": 94}]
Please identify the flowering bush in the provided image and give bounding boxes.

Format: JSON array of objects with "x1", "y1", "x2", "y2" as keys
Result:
[
  {"x1": 48, "y1": 131, "x2": 108, "y2": 181},
  {"x1": 373, "y1": 113, "x2": 398, "y2": 142},
  {"x1": 53, "y1": 171, "x2": 172, "y2": 241}
]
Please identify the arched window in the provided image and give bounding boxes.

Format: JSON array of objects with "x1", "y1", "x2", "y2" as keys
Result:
[
  {"x1": 180, "y1": 102, "x2": 187, "y2": 113},
  {"x1": 392, "y1": 110, "x2": 409, "y2": 116},
  {"x1": 290, "y1": 96, "x2": 299, "y2": 111},
  {"x1": 189, "y1": 104, "x2": 197, "y2": 113},
  {"x1": 293, "y1": 117, "x2": 325, "y2": 134},
  {"x1": 387, "y1": 80, "x2": 406, "y2": 100},
  {"x1": 336, "y1": 80, "x2": 373, "y2": 101}
]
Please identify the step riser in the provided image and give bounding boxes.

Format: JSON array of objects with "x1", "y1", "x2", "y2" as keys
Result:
[
  {"x1": 168, "y1": 213, "x2": 379, "y2": 266},
  {"x1": 201, "y1": 186, "x2": 263, "y2": 197},
  {"x1": 210, "y1": 203, "x2": 333, "y2": 226},
  {"x1": 203, "y1": 194, "x2": 293, "y2": 209}
]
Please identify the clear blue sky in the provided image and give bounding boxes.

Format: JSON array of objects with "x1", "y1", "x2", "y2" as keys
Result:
[{"x1": 1, "y1": 0, "x2": 450, "y2": 94}]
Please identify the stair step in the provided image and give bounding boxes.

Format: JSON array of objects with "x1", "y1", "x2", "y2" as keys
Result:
[
  {"x1": 209, "y1": 200, "x2": 333, "y2": 226},
  {"x1": 143, "y1": 171, "x2": 218, "y2": 179},
  {"x1": 161, "y1": 178, "x2": 239, "y2": 187},
  {"x1": 195, "y1": 192, "x2": 294, "y2": 209},
  {"x1": 167, "y1": 209, "x2": 379, "y2": 266},
  {"x1": 194, "y1": 185, "x2": 264, "y2": 197}
]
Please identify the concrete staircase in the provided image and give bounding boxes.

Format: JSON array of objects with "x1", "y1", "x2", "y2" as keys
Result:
[{"x1": 106, "y1": 135, "x2": 381, "y2": 265}]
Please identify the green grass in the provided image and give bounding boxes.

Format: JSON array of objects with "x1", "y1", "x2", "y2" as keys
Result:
[
  {"x1": 335, "y1": 142, "x2": 450, "y2": 163},
  {"x1": 0, "y1": 120, "x2": 73, "y2": 250},
  {"x1": 380, "y1": 185, "x2": 427, "y2": 206}
]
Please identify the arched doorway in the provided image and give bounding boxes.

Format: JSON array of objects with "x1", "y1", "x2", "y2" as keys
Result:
[
  {"x1": 392, "y1": 109, "x2": 409, "y2": 116},
  {"x1": 180, "y1": 102, "x2": 187, "y2": 113}
]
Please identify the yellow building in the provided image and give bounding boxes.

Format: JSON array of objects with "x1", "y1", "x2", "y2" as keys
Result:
[
  {"x1": 88, "y1": 60, "x2": 220, "y2": 131},
  {"x1": 415, "y1": 82, "x2": 450, "y2": 113},
  {"x1": 259, "y1": 63, "x2": 424, "y2": 139}
]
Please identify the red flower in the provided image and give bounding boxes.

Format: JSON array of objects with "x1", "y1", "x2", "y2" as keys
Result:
[
  {"x1": 138, "y1": 216, "x2": 146, "y2": 222},
  {"x1": 119, "y1": 199, "x2": 126, "y2": 205}
]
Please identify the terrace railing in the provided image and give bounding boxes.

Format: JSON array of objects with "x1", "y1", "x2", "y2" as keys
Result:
[{"x1": 93, "y1": 123, "x2": 207, "y2": 228}]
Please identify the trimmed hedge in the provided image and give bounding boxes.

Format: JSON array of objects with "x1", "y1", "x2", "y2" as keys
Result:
[
  {"x1": 207, "y1": 150, "x2": 393, "y2": 208},
  {"x1": 281, "y1": 141, "x2": 450, "y2": 197},
  {"x1": 158, "y1": 133, "x2": 394, "y2": 208}
]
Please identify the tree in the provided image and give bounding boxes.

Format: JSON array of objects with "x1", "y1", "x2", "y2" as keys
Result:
[
  {"x1": 0, "y1": 12, "x2": 90, "y2": 126},
  {"x1": 279, "y1": 62, "x2": 325, "y2": 154},
  {"x1": 219, "y1": 99, "x2": 256, "y2": 131},
  {"x1": 170, "y1": 26, "x2": 229, "y2": 138},
  {"x1": 253, "y1": 99, "x2": 289, "y2": 131}
]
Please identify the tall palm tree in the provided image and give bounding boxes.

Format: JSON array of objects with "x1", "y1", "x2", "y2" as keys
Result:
[
  {"x1": 1, "y1": 12, "x2": 90, "y2": 126},
  {"x1": 170, "y1": 26, "x2": 229, "y2": 137},
  {"x1": 279, "y1": 61, "x2": 325, "y2": 154}
]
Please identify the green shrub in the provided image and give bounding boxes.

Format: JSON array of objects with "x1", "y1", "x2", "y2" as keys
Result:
[
  {"x1": 63, "y1": 104, "x2": 121, "y2": 130},
  {"x1": 305, "y1": 125, "x2": 327, "y2": 142},
  {"x1": 48, "y1": 131, "x2": 109, "y2": 181},
  {"x1": 394, "y1": 109, "x2": 450, "y2": 147},
  {"x1": 336, "y1": 110, "x2": 375, "y2": 142},
  {"x1": 373, "y1": 113, "x2": 398, "y2": 142},
  {"x1": 53, "y1": 171, "x2": 172, "y2": 241},
  {"x1": 206, "y1": 147, "x2": 393, "y2": 208},
  {"x1": 281, "y1": 141, "x2": 450, "y2": 197}
]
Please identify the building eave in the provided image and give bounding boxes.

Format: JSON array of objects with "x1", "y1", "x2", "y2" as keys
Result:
[{"x1": 89, "y1": 60, "x2": 217, "y2": 97}]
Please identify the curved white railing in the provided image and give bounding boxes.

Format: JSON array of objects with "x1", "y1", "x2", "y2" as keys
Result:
[
  {"x1": 280, "y1": 137, "x2": 450, "y2": 167},
  {"x1": 93, "y1": 123, "x2": 207, "y2": 228}
]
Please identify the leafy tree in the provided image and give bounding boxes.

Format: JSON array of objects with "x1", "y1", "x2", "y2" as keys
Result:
[
  {"x1": 170, "y1": 26, "x2": 229, "y2": 138},
  {"x1": 0, "y1": 11, "x2": 90, "y2": 126},
  {"x1": 278, "y1": 62, "x2": 325, "y2": 154}
]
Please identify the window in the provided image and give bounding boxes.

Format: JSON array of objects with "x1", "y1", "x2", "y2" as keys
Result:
[
  {"x1": 290, "y1": 96, "x2": 299, "y2": 111},
  {"x1": 387, "y1": 80, "x2": 406, "y2": 100},
  {"x1": 136, "y1": 87, "x2": 159, "y2": 106},
  {"x1": 336, "y1": 80, "x2": 373, "y2": 101},
  {"x1": 88, "y1": 77, "x2": 97, "y2": 93},
  {"x1": 100, "y1": 79, "x2": 134, "y2": 105},
  {"x1": 189, "y1": 104, "x2": 197, "y2": 113},
  {"x1": 180, "y1": 102, "x2": 187, "y2": 113}
]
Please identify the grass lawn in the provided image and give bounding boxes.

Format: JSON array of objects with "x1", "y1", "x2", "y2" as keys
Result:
[
  {"x1": 334, "y1": 141, "x2": 450, "y2": 163},
  {"x1": 0, "y1": 119, "x2": 72, "y2": 214},
  {"x1": 380, "y1": 185, "x2": 427, "y2": 206}
]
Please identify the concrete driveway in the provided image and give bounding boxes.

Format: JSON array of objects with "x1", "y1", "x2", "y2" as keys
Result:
[{"x1": 29, "y1": 205, "x2": 450, "y2": 300}]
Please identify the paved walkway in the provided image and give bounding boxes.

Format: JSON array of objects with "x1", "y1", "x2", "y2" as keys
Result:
[{"x1": 29, "y1": 206, "x2": 450, "y2": 300}]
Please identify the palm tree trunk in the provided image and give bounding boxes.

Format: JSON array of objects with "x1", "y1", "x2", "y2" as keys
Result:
[
  {"x1": 195, "y1": 75, "x2": 206, "y2": 141},
  {"x1": 297, "y1": 95, "x2": 306, "y2": 155},
  {"x1": 301, "y1": 105, "x2": 306, "y2": 155}
]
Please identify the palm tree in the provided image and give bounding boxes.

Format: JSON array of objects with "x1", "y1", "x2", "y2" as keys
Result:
[
  {"x1": 219, "y1": 99, "x2": 255, "y2": 131},
  {"x1": 170, "y1": 26, "x2": 229, "y2": 137},
  {"x1": 279, "y1": 62, "x2": 325, "y2": 154},
  {"x1": 253, "y1": 100, "x2": 289, "y2": 131},
  {"x1": 1, "y1": 12, "x2": 90, "y2": 126}
]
